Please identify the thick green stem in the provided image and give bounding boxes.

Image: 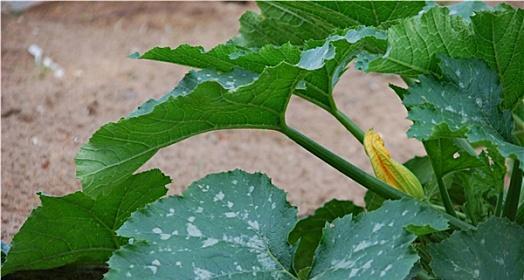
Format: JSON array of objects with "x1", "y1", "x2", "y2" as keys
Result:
[
  {"x1": 502, "y1": 160, "x2": 522, "y2": 220},
  {"x1": 331, "y1": 110, "x2": 364, "y2": 144},
  {"x1": 282, "y1": 125, "x2": 475, "y2": 231},
  {"x1": 435, "y1": 175, "x2": 457, "y2": 218},
  {"x1": 423, "y1": 141, "x2": 457, "y2": 218},
  {"x1": 282, "y1": 125, "x2": 403, "y2": 199}
]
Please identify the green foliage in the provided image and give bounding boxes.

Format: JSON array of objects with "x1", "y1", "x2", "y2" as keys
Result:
[
  {"x1": 4, "y1": 1, "x2": 524, "y2": 279},
  {"x1": 237, "y1": 1, "x2": 425, "y2": 47},
  {"x1": 361, "y1": 5, "x2": 524, "y2": 109},
  {"x1": 106, "y1": 170, "x2": 298, "y2": 279},
  {"x1": 1, "y1": 170, "x2": 170, "y2": 276},
  {"x1": 133, "y1": 27, "x2": 385, "y2": 113},
  {"x1": 309, "y1": 199, "x2": 448, "y2": 279},
  {"x1": 105, "y1": 171, "x2": 448, "y2": 280},
  {"x1": 76, "y1": 63, "x2": 303, "y2": 196},
  {"x1": 288, "y1": 199, "x2": 363, "y2": 278},
  {"x1": 430, "y1": 217, "x2": 524, "y2": 280},
  {"x1": 360, "y1": 7, "x2": 475, "y2": 76},
  {"x1": 403, "y1": 56, "x2": 524, "y2": 170},
  {"x1": 472, "y1": 6, "x2": 524, "y2": 109}
]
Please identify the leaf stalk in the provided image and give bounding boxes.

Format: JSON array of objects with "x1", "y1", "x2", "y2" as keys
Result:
[
  {"x1": 331, "y1": 109, "x2": 364, "y2": 143},
  {"x1": 282, "y1": 125, "x2": 475, "y2": 231},
  {"x1": 282, "y1": 125, "x2": 404, "y2": 199},
  {"x1": 423, "y1": 142, "x2": 457, "y2": 218}
]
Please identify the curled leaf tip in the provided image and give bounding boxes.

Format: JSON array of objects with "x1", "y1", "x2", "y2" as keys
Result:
[{"x1": 364, "y1": 129, "x2": 425, "y2": 199}]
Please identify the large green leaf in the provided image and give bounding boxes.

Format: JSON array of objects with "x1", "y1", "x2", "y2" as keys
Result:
[
  {"x1": 309, "y1": 199, "x2": 449, "y2": 280},
  {"x1": 472, "y1": 6, "x2": 524, "y2": 109},
  {"x1": 430, "y1": 217, "x2": 524, "y2": 280},
  {"x1": 237, "y1": 1, "x2": 425, "y2": 47},
  {"x1": 129, "y1": 68, "x2": 259, "y2": 118},
  {"x1": 288, "y1": 199, "x2": 363, "y2": 278},
  {"x1": 134, "y1": 27, "x2": 385, "y2": 112},
  {"x1": 76, "y1": 27, "x2": 390, "y2": 195},
  {"x1": 76, "y1": 62, "x2": 303, "y2": 196},
  {"x1": 360, "y1": 5, "x2": 524, "y2": 109},
  {"x1": 403, "y1": 56, "x2": 524, "y2": 170},
  {"x1": 360, "y1": 7, "x2": 475, "y2": 76},
  {"x1": 105, "y1": 170, "x2": 298, "y2": 280},
  {"x1": 1, "y1": 170, "x2": 170, "y2": 276}
]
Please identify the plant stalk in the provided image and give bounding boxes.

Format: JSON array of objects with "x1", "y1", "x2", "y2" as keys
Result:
[
  {"x1": 435, "y1": 175, "x2": 457, "y2": 218},
  {"x1": 283, "y1": 125, "x2": 403, "y2": 199},
  {"x1": 423, "y1": 141, "x2": 457, "y2": 218},
  {"x1": 282, "y1": 126, "x2": 475, "y2": 231},
  {"x1": 331, "y1": 109, "x2": 364, "y2": 144},
  {"x1": 502, "y1": 160, "x2": 522, "y2": 220}
]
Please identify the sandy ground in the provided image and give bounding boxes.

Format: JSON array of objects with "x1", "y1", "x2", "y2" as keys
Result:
[{"x1": 1, "y1": 2, "x2": 426, "y2": 241}]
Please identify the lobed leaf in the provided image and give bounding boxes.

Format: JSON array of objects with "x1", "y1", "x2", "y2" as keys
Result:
[
  {"x1": 1, "y1": 170, "x2": 170, "y2": 276},
  {"x1": 105, "y1": 170, "x2": 297, "y2": 280},
  {"x1": 76, "y1": 63, "x2": 303, "y2": 196},
  {"x1": 359, "y1": 7, "x2": 475, "y2": 76},
  {"x1": 105, "y1": 171, "x2": 451, "y2": 280},
  {"x1": 134, "y1": 27, "x2": 385, "y2": 112},
  {"x1": 309, "y1": 198, "x2": 449, "y2": 280},
  {"x1": 237, "y1": 1, "x2": 425, "y2": 47},
  {"x1": 360, "y1": 5, "x2": 524, "y2": 109},
  {"x1": 430, "y1": 217, "x2": 524, "y2": 280},
  {"x1": 77, "y1": 27, "x2": 390, "y2": 195},
  {"x1": 472, "y1": 5, "x2": 524, "y2": 108},
  {"x1": 403, "y1": 56, "x2": 524, "y2": 171}
]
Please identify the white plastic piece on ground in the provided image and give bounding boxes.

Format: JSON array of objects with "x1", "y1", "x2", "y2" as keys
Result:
[
  {"x1": 27, "y1": 44, "x2": 65, "y2": 78},
  {"x1": 27, "y1": 44, "x2": 42, "y2": 64}
]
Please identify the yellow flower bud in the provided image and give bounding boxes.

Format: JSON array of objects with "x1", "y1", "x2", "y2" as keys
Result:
[{"x1": 364, "y1": 129, "x2": 425, "y2": 199}]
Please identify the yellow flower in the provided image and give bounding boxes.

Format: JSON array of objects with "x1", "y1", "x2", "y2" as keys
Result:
[{"x1": 364, "y1": 129, "x2": 425, "y2": 199}]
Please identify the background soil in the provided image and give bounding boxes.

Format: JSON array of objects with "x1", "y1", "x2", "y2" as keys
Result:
[{"x1": 1, "y1": 2, "x2": 426, "y2": 241}]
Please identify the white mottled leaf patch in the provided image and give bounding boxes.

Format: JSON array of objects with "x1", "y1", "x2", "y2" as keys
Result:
[
  {"x1": 309, "y1": 199, "x2": 449, "y2": 280},
  {"x1": 105, "y1": 170, "x2": 297, "y2": 280},
  {"x1": 430, "y1": 217, "x2": 524, "y2": 280}
]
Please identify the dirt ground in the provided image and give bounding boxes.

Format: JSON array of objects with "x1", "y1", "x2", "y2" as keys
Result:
[{"x1": 1, "y1": 2, "x2": 426, "y2": 241}]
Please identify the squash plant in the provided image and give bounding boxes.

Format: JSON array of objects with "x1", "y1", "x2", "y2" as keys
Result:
[{"x1": 2, "y1": 1, "x2": 524, "y2": 279}]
